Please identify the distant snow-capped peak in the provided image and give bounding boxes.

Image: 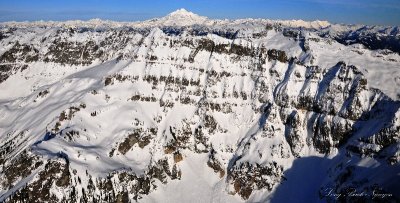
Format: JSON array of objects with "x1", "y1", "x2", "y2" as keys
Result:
[
  {"x1": 167, "y1": 8, "x2": 199, "y2": 18},
  {"x1": 156, "y1": 8, "x2": 208, "y2": 26}
]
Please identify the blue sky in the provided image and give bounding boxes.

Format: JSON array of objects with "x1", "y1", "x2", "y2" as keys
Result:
[{"x1": 0, "y1": 0, "x2": 399, "y2": 25}]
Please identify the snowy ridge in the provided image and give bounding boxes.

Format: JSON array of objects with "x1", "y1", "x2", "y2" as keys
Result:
[
  {"x1": 0, "y1": 8, "x2": 330, "y2": 29},
  {"x1": 0, "y1": 18, "x2": 331, "y2": 29},
  {"x1": 0, "y1": 9, "x2": 399, "y2": 203}
]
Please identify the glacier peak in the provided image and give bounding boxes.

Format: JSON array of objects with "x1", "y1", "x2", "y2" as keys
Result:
[
  {"x1": 158, "y1": 8, "x2": 208, "y2": 26},
  {"x1": 168, "y1": 8, "x2": 195, "y2": 17}
]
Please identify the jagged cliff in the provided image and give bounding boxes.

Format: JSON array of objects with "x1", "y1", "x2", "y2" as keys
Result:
[{"x1": 0, "y1": 10, "x2": 399, "y2": 203}]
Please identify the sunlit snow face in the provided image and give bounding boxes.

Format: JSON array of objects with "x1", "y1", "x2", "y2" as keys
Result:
[{"x1": 0, "y1": 10, "x2": 399, "y2": 203}]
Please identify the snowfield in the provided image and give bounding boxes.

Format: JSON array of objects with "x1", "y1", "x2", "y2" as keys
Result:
[{"x1": 0, "y1": 9, "x2": 399, "y2": 203}]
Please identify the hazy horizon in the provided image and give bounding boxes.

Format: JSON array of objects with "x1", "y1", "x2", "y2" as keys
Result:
[{"x1": 0, "y1": 0, "x2": 400, "y2": 26}]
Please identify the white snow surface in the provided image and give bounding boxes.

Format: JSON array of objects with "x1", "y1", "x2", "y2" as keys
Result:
[{"x1": 0, "y1": 8, "x2": 399, "y2": 203}]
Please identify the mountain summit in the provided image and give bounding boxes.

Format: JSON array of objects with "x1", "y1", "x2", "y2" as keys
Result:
[
  {"x1": 152, "y1": 8, "x2": 208, "y2": 26},
  {"x1": 167, "y1": 8, "x2": 198, "y2": 17}
]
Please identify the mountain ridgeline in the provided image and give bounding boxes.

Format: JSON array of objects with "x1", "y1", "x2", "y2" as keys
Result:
[{"x1": 0, "y1": 9, "x2": 399, "y2": 203}]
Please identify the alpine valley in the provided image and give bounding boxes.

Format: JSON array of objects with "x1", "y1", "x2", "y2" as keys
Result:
[{"x1": 0, "y1": 9, "x2": 399, "y2": 203}]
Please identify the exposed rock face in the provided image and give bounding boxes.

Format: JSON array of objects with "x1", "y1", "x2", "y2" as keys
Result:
[
  {"x1": 0, "y1": 15, "x2": 399, "y2": 202},
  {"x1": 228, "y1": 162, "x2": 284, "y2": 199}
]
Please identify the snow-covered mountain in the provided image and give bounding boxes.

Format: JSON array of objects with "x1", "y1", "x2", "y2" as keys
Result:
[
  {"x1": 148, "y1": 8, "x2": 208, "y2": 26},
  {"x1": 0, "y1": 9, "x2": 399, "y2": 203}
]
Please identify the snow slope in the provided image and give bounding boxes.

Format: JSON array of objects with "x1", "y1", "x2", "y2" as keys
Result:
[{"x1": 0, "y1": 9, "x2": 399, "y2": 203}]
